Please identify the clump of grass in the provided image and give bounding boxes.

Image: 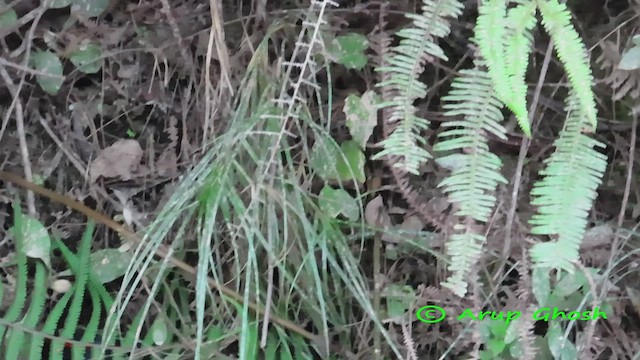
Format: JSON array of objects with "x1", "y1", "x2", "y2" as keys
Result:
[{"x1": 100, "y1": 20, "x2": 400, "y2": 359}]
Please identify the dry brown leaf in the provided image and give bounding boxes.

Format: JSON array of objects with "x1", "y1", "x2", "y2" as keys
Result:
[
  {"x1": 364, "y1": 195, "x2": 391, "y2": 229},
  {"x1": 580, "y1": 223, "x2": 614, "y2": 250},
  {"x1": 156, "y1": 149, "x2": 178, "y2": 176},
  {"x1": 90, "y1": 139, "x2": 143, "y2": 182},
  {"x1": 381, "y1": 214, "x2": 424, "y2": 243}
]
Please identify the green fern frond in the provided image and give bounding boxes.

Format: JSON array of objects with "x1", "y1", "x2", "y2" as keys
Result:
[
  {"x1": 475, "y1": 0, "x2": 510, "y2": 101},
  {"x1": 538, "y1": 0, "x2": 598, "y2": 129},
  {"x1": 374, "y1": 0, "x2": 464, "y2": 174},
  {"x1": 436, "y1": 67, "x2": 508, "y2": 221},
  {"x1": 475, "y1": 0, "x2": 534, "y2": 136},
  {"x1": 504, "y1": 2, "x2": 537, "y2": 133},
  {"x1": 434, "y1": 66, "x2": 508, "y2": 296},
  {"x1": 528, "y1": 92, "x2": 607, "y2": 271}
]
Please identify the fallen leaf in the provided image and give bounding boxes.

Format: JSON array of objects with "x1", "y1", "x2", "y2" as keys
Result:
[
  {"x1": 90, "y1": 139, "x2": 143, "y2": 182},
  {"x1": 365, "y1": 196, "x2": 391, "y2": 229},
  {"x1": 580, "y1": 223, "x2": 614, "y2": 250},
  {"x1": 156, "y1": 149, "x2": 178, "y2": 176}
]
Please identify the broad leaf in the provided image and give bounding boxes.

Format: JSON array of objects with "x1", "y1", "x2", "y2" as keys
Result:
[
  {"x1": 149, "y1": 317, "x2": 168, "y2": 345},
  {"x1": 72, "y1": 0, "x2": 110, "y2": 17},
  {"x1": 48, "y1": 0, "x2": 73, "y2": 8},
  {"x1": 343, "y1": 91, "x2": 380, "y2": 149},
  {"x1": 69, "y1": 42, "x2": 103, "y2": 73},
  {"x1": 32, "y1": 51, "x2": 64, "y2": 95},
  {"x1": 310, "y1": 139, "x2": 365, "y2": 183},
  {"x1": 619, "y1": 46, "x2": 640, "y2": 70},
  {"x1": 384, "y1": 285, "x2": 415, "y2": 319},
  {"x1": 336, "y1": 140, "x2": 365, "y2": 183},
  {"x1": 13, "y1": 215, "x2": 52, "y2": 268},
  {"x1": 532, "y1": 267, "x2": 550, "y2": 306},
  {"x1": 547, "y1": 323, "x2": 577, "y2": 360},
  {"x1": 327, "y1": 33, "x2": 369, "y2": 69},
  {"x1": 318, "y1": 185, "x2": 359, "y2": 220},
  {"x1": 89, "y1": 248, "x2": 133, "y2": 283},
  {"x1": 0, "y1": 2, "x2": 17, "y2": 30}
]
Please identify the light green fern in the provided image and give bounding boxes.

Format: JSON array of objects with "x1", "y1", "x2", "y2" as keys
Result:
[
  {"x1": 373, "y1": 0, "x2": 464, "y2": 174},
  {"x1": 537, "y1": 0, "x2": 598, "y2": 130},
  {"x1": 471, "y1": 0, "x2": 605, "y2": 274},
  {"x1": 528, "y1": 92, "x2": 608, "y2": 271},
  {"x1": 504, "y1": 1, "x2": 537, "y2": 130},
  {"x1": 475, "y1": 0, "x2": 534, "y2": 136},
  {"x1": 434, "y1": 65, "x2": 508, "y2": 296}
]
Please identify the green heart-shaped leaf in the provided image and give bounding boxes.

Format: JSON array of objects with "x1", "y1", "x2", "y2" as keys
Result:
[{"x1": 32, "y1": 50, "x2": 64, "y2": 95}]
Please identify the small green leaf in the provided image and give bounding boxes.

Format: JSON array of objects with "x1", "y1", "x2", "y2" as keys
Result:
[
  {"x1": 487, "y1": 337, "x2": 506, "y2": 356},
  {"x1": 344, "y1": 91, "x2": 380, "y2": 149},
  {"x1": 310, "y1": 137, "x2": 341, "y2": 181},
  {"x1": 547, "y1": 323, "x2": 576, "y2": 360},
  {"x1": 336, "y1": 140, "x2": 365, "y2": 183},
  {"x1": 69, "y1": 42, "x2": 102, "y2": 74},
  {"x1": 48, "y1": 0, "x2": 72, "y2": 8},
  {"x1": 13, "y1": 215, "x2": 52, "y2": 268},
  {"x1": 478, "y1": 319, "x2": 493, "y2": 342},
  {"x1": 318, "y1": 185, "x2": 359, "y2": 220},
  {"x1": 503, "y1": 317, "x2": 521, "y2": 344},
  {"x1": 32, "y1": 174, "x2": 45, "y2": 186},
  {"x1": 32, "y1": 50, "x2": 64, "y2": 95},
  {"x1": 490, "y1": 321, "x2": 508, "y2": 339},
  {"x1": 619, "y1": 46, "x2": 640, "y2": 70},
  {"x1": 384, "y1": 285, "x2": 415, "y2": 318},
  {"x1": 71, "y1": 0, "x2": 109, "y2": 17},
  {"x1": 327, "y1": 33, "x2": 369, "y2": 70},
  {"x1": 264, "y1": 335, "x2": 279, "y2": 360},
  {"x1": 553, "y1": 271, "x2": 587, "y2": 298},
  {"x1": 310, "y1": 138, "x2": 365, "y2": 183},
  {"x1": 0, "y1": 3, "x2": 17, "y2": 30},
  {"x1": 149, "y1": 317, "x2": 168, "y2": 345},
  {"x1": 89, "y1": 248, "x2": 133, "y2": 283},
  {"x1": 532, "y1": 267, "x2": 550, "y2": 306},
  {"x1": 508, "y1": 339, "x2": 523, "y2": 358}
]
